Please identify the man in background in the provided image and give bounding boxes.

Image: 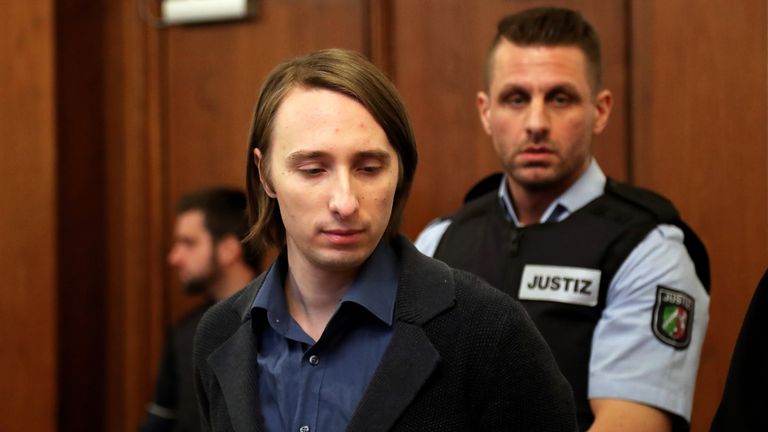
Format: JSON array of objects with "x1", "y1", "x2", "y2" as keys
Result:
[
  {"x1": 416, "y1": 7, "x2": 710, "y2": 431},
  {"x1": 140, "y1": 187, "x2": 260, "y2": 432}
]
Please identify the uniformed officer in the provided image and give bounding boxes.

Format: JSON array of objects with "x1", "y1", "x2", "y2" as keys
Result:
[{"x1": 416, "y1": 7, "x2": 710, "y2": 431}]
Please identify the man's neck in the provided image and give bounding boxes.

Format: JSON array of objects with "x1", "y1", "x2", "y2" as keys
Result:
[
  {"x1": 283, "y1": 253, "x2": 359, "y2": 342},
  {"x1": 507, "y1": 161, "x2": 591, "y2": 225},
  {"x1": 508, "y1": 180, "x2": 562, "y2": 225}
]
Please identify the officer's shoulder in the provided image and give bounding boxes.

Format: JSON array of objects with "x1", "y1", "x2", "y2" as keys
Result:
[
  {"x1": 604, "y1": 178, "x2": 679, "y2": 222},
  {"x1": 605, "y1": 179, "x2": 711, "y2": 290}
]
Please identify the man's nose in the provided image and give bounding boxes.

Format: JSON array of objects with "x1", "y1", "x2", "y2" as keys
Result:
[
  {"x1": 329, "y1": 172, "x2": 359, "y2": 219},
  {"x1": 168, "y1": 246, "x2": 181, "y2": 266},
  {"x1": 525, "y1": 98, "x2": 550, "y2": 143}
]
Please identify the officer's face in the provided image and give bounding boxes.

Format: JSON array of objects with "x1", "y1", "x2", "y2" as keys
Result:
[
  {"x1": 255, "y1": 87, "x2": 399, "y2": 277},
  {"x1": 477, "y1": 40, "x2": 612, "y2": 194}
]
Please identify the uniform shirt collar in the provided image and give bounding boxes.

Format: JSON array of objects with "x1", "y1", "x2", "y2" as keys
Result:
[
  {"x1": 251, "y1": 240, "x2": 399, "y2": 332},
  {"x1": 498, "y1": 158, "x2": 606, "y2": 226}
]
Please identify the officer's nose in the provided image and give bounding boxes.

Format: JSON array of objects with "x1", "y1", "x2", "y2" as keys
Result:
[{"x1": 525, "y1": 98, "x2": 550, "y2": 143}]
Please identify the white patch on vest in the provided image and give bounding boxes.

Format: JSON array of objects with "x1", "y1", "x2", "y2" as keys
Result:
[{"x1": 519, "y1": 265, "x2": 601, "y2": 307}]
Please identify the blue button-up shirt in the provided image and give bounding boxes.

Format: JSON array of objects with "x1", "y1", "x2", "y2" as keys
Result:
[{"x1": 251, "y1": 241, "x2": 399, "y2": 432}]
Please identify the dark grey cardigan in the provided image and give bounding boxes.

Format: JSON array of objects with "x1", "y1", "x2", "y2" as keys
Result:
[{"x1": 194, "y1": 236, "x2": 576, "y2": 431}]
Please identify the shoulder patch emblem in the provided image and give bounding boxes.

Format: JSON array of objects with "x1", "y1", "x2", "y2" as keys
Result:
[{"x1": 652, "y1": 286, "x2": 694, "y2": 349}]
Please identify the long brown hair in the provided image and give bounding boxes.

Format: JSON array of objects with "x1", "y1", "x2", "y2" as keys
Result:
[{"x1": 244, "y1": 48, "x2": 418, "y2": 251}]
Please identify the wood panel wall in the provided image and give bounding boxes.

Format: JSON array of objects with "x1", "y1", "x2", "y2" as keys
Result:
[
  {"x1": 100, "y1": 0, "x2": 164, "y2": 427},
  {"x1": 5, "y1": 1, "x2": 767, "y2": 431},
  {"x1": 631, "y1": 1, "x2": 768, "y2": 428},
  {"x1": 55, "y1": 0, "x2": 108, "y2": 429},
  {"x1": 0, "y1": 2, "x2": 58, "y2": 432}
]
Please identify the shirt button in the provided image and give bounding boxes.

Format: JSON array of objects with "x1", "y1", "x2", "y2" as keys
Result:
[
  {"x1": 299, "y1": 426, "x2": 310, "y2": 432},
  {"x1": 308, "y1": 355, "x2": 319, "y2": 366}
]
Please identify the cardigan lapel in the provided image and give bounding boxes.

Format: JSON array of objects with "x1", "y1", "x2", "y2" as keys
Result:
[
  {"x1": 346, "y1": 321, "x2": 439, "y2": 432},
  {"x1": 207, "y1": 274, "x2": 267, "y2": 432},
  {"x1": 346, "y1": 236, "x2": 456, "y2": 431},
  {"x1": 208, "y1": 320, "x2": 264, "y2": 432}
]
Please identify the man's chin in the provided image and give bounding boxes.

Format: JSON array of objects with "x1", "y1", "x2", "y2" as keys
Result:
[
  {"x1": 512, "y1": 169, "x2": 562, "y2": 191},
  {"x1": 310, "y1": 249, "x2": 373, "y2": 273},
  {"x1": 518, "y1": 179, "x2": 561, "y2": 191},
  {"x1": 183, "y1": 279, "x2": 209, "y2": 295}
]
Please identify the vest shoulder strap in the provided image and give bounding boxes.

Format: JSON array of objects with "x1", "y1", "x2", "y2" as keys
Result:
[
  {"x1": 463, "y1": 172, "x2": 504, "y2": 203},
  {"x1": 604, "y1": 178, "x2": 679, "y2": 221},
  {"x1": 450, "y1": 188, "x2": 501, "y2": 225}
]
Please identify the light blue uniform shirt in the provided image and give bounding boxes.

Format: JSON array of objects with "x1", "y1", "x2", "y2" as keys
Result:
[{"x1": 415, "y1": 160, "x2": 710, "y2": 421}]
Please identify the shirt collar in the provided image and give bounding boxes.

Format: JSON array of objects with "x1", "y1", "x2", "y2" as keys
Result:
[
  {"x1": 498, "y1": 158, "x2": 606, "y2": 226},
  {"x1": 341, "y1": 240, "x2": 399, "y2": 325},
  {"x1": 251, "y1": 240, "x2": 399, "y2": 332}
]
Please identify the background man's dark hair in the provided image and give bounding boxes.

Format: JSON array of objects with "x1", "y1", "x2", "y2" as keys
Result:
[
  {"x1": 176, "y1": 187, "x2": 261, "y2": 270},
  {"x1": 485, "y1": 7, "x2": 603, "y2": 91}
]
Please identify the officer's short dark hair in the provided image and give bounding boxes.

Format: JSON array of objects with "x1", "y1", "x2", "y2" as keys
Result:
[{"x1": 485, "y1": 7, "x2": 603, "y2": 92}]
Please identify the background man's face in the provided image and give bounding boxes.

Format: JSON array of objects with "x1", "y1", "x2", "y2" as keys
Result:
[
  {"x1": 259, "y1": 87, "x2": 399, "y2": 274},
  {"x1": 167, "y1": 210, "x2": 218, "y2": 294},
  {"x1": 477, "y1": 40, "x2": 611, "y2": 192}
]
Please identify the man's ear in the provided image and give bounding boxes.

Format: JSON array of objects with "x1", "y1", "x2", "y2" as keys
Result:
[
  {"x1": 592, "y1": 89, "x2": 613, "y2": 135},
  {"x1": 215, "y1": 235, "x2": 242, "y2": 267},
  {"x1": 476, "y1": 91, "x2": 493, "y2": 135},
  {"x1": 254, "y1": 148, "x2": 276, "y2": 197}
]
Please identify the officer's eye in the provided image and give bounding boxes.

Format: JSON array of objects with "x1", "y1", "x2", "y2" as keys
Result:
[
  {"x1": 552, "y1": 93, "x2": 572, "y2": 106},
  {"x1": 548, "y1": 89, "x2": 580, "y2": 107},
  {"x1": 502, "y1": 92, "x2": 529, "y2": 107}
]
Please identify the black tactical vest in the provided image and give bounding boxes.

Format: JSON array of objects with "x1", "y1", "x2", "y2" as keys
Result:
[{"x1": 434, "y1": 176, "x2": 709, "y2": 429}]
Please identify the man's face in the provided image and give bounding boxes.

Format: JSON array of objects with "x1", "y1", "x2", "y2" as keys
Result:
[
  {"x1": 256, "y1": 87, "x2": 399, "y2": 275},
  {"x1": 477, "y1": 40, "x2": 612, "y2": 193},
  {"x1": 167, "y1": 210, "x2": 219, "y2": 294}
]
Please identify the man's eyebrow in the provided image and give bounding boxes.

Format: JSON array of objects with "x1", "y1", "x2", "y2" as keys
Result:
[
  {"x1": 354, "y1": 150, "x2": 392, "y2": 162},
  {"x1": 498, "y1": 84, "x2": 529, "y2": 94},
  {"x1": 286, "y1": 150, "x2": 328, "y2": 164},
  {"x1": 547, "y1": 83, "x2": 580, "y2": 94},
  {"x1": 497, "y1": 82, "x2": 581, "y2": 94},
  {"x1": 286, "y1": 149, "x2": 393, "y2": 163}
]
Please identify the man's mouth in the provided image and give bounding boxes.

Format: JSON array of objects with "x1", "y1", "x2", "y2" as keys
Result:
[
  {"x1": 321, "y1": 228, "x2": 365, "y2": 245},
  {"x1": 514, "y1": 145, "x2": 559, "y2": 168},
  {"x1": 520, "y1": 144, "x2": 554, "y2": 154}
]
